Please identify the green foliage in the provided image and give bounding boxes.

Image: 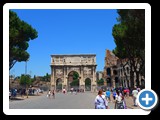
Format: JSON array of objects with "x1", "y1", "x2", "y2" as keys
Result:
[
  {"x1": 43, "y1": 73, "x2": 51, "y2": 81},
  {"x1": 112, "y1": 9, "x2": 145, "y2": 88},
  {"x1": 33, "y1": 75, "x2": 36, "y2": 81},
  {"x1": 9, "y1": 10, "x2": 38, "y2": 70},
  {"x1": 73, "y1": 72, "x2": 79, "y2": 80},
  {"x1": 30, "y1": 75, "x2": 36, "y2": 83},
  {"x1": 112, "y1": 9, "x2": 145, "y2": 59},
  {"x1": 97, "y1": 78, "x2": 104, "y2": 85},
  {"x1": 20, "y1": 74, "x2": 32, "y2": 86},
  {"x1": 70, "y1": 72, "x2": 79, "y2": 86}
]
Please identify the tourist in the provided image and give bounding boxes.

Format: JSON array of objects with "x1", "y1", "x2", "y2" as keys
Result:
[
  {"x1": 126, "y1": 88, "x2": 130, "y2": 98},
  {"x1": 9, "y1": 90, "x2": 11, "y2": 100},
  {"x1": 114, "y1": 90, "x2": 124, "y2": 109},
  {"x1": 62, "y1": 88, "x2": 66, "y2": 94},
  {"x1": 123, "y1": 87, "x2": 127, "y2": 97},
  {"x1": 70, "y1": 87, "x2": 74, "y2": 94},
  {"x1": 106, "y1": 88, "x2": 111, "y2": 102},
  {"x1": 47, "y1": 89, "x2": 51, "y2": 98},
  {"x1": 112, "y1": 89, "x2": 117, "y2": 100},
  {"x1": 132, "y1": 86, "x2": 138, "y2": 107},
  {"x1": 73, "y1": 89, "x2": 77, "y2": 95},
  {"x1": 95, "y1": 90, "x2": 108, "y2": 109},
  {"x1": 137, "y1": 86, "x2": 141, "y2": 92},
  {"x1": 52, "y1": 90, "x2": 55, "y2": 99}
]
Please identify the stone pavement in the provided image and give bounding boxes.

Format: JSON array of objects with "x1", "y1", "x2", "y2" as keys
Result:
[
  {"x1": 124, "y1": 96, "x2": 140, "y2": 109},
  {"x1": 10, "y1": 91, "x2": 140, "y2": 109},
  {"x1": 9, "y1": 91, "x2": 98, "y2": 109}
]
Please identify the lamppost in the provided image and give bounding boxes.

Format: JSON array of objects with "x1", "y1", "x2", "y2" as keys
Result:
[{"x1": 25, "y1": 59, "x2": 29, "y2": 98}]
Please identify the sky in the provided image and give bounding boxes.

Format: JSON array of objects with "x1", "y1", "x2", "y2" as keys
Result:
[{"x1": 10, "y1": 9, "x2": 119, "y2": 77}]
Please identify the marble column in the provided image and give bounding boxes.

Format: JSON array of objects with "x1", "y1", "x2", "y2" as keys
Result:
[
  {"x1": 92, "y1": 66, "x2": 96, "y2": 92},
  {"x1": 63, "y1": 67, "x2": 65, "y2": 89},
  {"x1": 80, "y1": 66, "x2": 84, "y2": 90},
  {"x1": 51, "y1": 67, "x2": 55, "y2": 90}
]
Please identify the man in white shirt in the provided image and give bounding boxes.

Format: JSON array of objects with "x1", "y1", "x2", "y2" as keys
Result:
[{"x1": 132, "y1": 87, "x2": 139, "y2": 106}]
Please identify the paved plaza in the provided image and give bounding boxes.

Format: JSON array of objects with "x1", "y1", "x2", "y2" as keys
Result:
[
  {"x1": 10, "y1": 92, "x2": 115, "y2": 109},
  {"x1": 9, "y1": 91, "x2": 139, "y2": 109}
]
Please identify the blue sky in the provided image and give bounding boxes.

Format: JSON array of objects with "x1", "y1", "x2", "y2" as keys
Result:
[{"x1": 10, "y1": 9, "x2": 118, "y2": 77}]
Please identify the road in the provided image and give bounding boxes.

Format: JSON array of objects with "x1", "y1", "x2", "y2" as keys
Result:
[{"x1": 9, "y1": 91, "x2": 115, "y2": 109}]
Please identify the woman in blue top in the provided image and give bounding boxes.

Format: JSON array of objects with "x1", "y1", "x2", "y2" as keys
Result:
[
  {"x1": 106, "y1": 88, "x2": 111, "y2": 102},
  {"x1": 113, "y1": 90, "x2": 117, "y2": 100}
]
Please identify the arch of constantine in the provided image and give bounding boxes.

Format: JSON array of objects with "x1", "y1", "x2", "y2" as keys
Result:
[{"x1": 50, "y1": 54, "x2": 97, "y2": 92}]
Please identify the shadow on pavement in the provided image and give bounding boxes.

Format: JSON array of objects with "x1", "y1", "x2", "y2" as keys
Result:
[{"x1": 10, "y1": 97, "x2": 24, "y2": 100}]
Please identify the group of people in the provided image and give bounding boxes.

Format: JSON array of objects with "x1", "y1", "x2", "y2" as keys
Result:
[
  {"x1": 95, "y1": 89, "x2": 126, "y2": 109},
  {"x1": 9, "y1": 88, "x2": 18, "y2": 99},
  {"x1": 47, "y1": 90, "x2": 55, "y2": 99},
  {"x1": 94, "y1": 86, "x2": 141, "y2": 109},
  {"x1": 62, "y1": 88, "x2": 85, "y2": 94}
]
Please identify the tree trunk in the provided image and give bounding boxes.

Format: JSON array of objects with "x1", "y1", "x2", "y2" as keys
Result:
[
  {"x1": 130, "y1": 70, "x2": 134, "y2": 89},
  {"x1": 136, "y1": 71, "x2": 140, "y2": 87}
]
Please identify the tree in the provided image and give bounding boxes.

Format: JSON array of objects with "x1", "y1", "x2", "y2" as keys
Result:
[
  {"x1": 73, "y1": 72, "x2": 79, "y2": 80},
  {"x1": 31, "y1": 75, "x2": 36, "y2": 83},
  {"x1": 20, "y1": 74, "x2": 32, "y2": 87},
  {"x1": 9, "y1": 10, "x2": 38, "y2": 70},
  {"x1": 33, "y1": 75, "x2": 36, "y2": 81},
  {"x1": 97, "y1": 78, "x2": 104, "y2": 86},
  {"x1": 70, "y1": 72, "x2": 79, "y2": 86},
  {"x1": 43, "y1": 73, "x2": 51, "y2": 82},
  {"x1": 112, "y1": 9, "x2": 145, "y2": 88}
]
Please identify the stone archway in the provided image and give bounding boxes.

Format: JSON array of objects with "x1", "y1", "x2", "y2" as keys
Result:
[{"x1": 50, "y1": 54, "x2": 97, "y2": 92}]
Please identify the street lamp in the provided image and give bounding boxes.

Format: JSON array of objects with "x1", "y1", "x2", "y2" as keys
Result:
[{"x1": 25, "y1": 59, "x2": 29, "y2": 98}]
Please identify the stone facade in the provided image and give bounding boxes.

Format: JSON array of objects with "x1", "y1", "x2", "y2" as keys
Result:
[
  {"x1": 50, "y1": 54, "x2": 97, "y2": 92},
  {"x1": 103, "y1": 49, "x2": 145, "y2": 88}
]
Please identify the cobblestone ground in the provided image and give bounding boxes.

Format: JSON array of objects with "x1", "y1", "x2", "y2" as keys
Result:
[{"x1": 9, "y1": 91, "x2": 115, "y2": 109}]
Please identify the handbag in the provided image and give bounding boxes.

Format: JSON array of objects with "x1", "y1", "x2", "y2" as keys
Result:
[{"x1": 100, "y1": 96, "x2": 108, "y2": 109}]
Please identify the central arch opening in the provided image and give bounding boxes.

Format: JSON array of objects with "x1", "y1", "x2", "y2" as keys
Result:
[{"x1": 68, "y1": 71, "x2": 79, "y2": 91}]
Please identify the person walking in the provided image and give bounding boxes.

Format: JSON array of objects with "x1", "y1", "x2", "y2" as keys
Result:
[
  {"x1": 62, "y1": 88, "x2": 66, "y2": 94},
  {"x1": 47, "y1": 89, "x2": 51, "y2": 99},
  {"x1": 106, "y1": 88, "x2": 111, "y2": 102},
  {"x1": 112, "y1": 89, "x2": 117, "y2": 100},
  {"x1": 132, "y1": 86, "x2": 139, "y2": 107},
  {"x1": 52, "y1": 90, "x2": 55, "y2": 99},
  {"x1": 95, "y1": 90, "x2": 108, "y2": 109},
  {"x1": 114, "y1": 90, "x2": 124, "y2": 109},
  {"x1": 9, "y1": 90, "x2": 11, "y2": 100}
]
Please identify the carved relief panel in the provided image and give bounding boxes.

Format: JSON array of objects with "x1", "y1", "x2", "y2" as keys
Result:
[
  {"x1": 83, "y1": 67, "x2": 92, "y2": 78},
  {"x1": 55, "y1": 69, "x2": 63, "y2": 78}
]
